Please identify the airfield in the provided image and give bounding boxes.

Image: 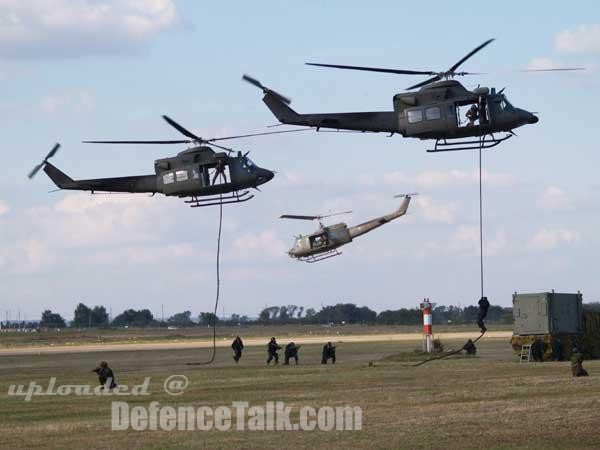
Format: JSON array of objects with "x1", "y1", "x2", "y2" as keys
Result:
[{"x1": 1, "y1": 326, "x2": 599, "y2": 450}]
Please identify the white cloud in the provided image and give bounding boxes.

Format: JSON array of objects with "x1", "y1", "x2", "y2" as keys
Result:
[
  {"x1": 231, "y1": 229, "x2": 288, "y2": 260},
  {"x1": 414, "y1": 196, "x2": 457, "y2": 224},
  {"x1": 39, "y1": 90, "x2": 95, "y2": 115},
  {"x1": 0, "y1": 0, "x2": 179, "y2": 58},
  {"x1": 0, "y1": 200, "x2": 8, "y2": 215},
  {"x1": 370, "y1": 169, "x2": 514, "y2": 190},
  {"x1": 539, "y1": 186, "x2": 570, "y2": 210},
  {"x1": 529, "y1": 228, "x2": 579, "y2": 252},
  {"x1": 556, "y1": 24, "x2": 600, "y2": 54}
]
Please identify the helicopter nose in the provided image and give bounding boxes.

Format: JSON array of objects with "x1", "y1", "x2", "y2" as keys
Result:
[
  {"x1": 257, "y1": 169, "x2": 275, "y2": 185},
  {"x1": 529, "y1": 114, "x2": 539, "y2": 124}
]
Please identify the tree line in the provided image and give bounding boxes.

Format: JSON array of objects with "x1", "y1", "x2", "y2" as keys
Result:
[{"x1": 6, "y1": 301, "x2": 519, "y2": 330}]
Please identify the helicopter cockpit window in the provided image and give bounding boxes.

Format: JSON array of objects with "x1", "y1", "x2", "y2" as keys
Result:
[
  {"x1": 406, "y1": 109, "x2": 423, "y2": 123},
  {"x1": 163, "y1": 172, "x2": 174, "y2": 184},
  {"x1": 175, "y1": 170, "x2": 188, "y2": 182},
  {"x1": 425, "y1": 107, "x2": 441, "y2": 121}
]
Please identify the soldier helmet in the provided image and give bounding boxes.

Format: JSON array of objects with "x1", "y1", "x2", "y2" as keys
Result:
[{"x1": 100, "y1": 361, "x2": 108, "y2": 368}]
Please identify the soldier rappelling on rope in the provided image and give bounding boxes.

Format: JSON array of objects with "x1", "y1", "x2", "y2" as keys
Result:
[{"x1": 477, "y1": 296, "x2": 490, "y2": 333}]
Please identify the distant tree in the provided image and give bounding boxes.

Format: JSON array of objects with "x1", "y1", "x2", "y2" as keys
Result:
[
  {"x1": 297, "y1": 306, "x2": 304, "y2": 318},
  {"x1": 112, "y1": 309, "x2": 154, "y2": 327},
  {"x1": 315, "y1": 303, "x2": 376, "y2": 324},
  {"x1": 91, "y1": 306, "x2": 109, "y2": 327},
  {"x1": 168, "y1": 311, "x2": 195, "y2": 327},
  {"x1": 199, "y1": 312, "x2": 219, "y2": 326},
  {"x1": 72, "y1": 303, "x2": 92, "y2": 328},
  {"x1": 40, "y1": 310, "x2": 66, "y2": 329},
  {"x1": 305, "y1": 308, "x2": 317, "y2": 320},
  {"x1": 584, "y1": 302, "x2": 600, "y2": 312}
]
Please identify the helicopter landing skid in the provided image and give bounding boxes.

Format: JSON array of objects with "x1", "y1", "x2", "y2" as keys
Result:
[
  {"x1": 299, "y1": 249, "x2": 342, "y2": 263},
  {"x1": 427, "y1": 133, "x2": 512, "y2": 152},
  {"x1": 185, "y1": 190, "x2": 254, "y2": 208}
]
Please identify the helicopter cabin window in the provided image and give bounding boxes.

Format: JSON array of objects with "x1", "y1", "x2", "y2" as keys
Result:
[
  {"x1": 309, "y1": 233, "x2": 330, "y2": 249},
  {"x1": 425, "y1": 107, "x2": 441, "y2": 121},
  {"x1": 175, "y1": 170, "x2": 188, "y2": 182},
  {"x1": 163, "y1": 172, "x2": 175, "y2": 185},
  {"x1": 406, "y1": 109, "x2": 423, "y2": 123}
]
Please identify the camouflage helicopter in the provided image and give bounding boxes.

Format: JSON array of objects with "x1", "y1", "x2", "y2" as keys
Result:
[
  {"x1": 282, "y1": 194, "x2": 412, "y2": 263},
  {"x1": 244, "y1": 39, "x2": 583, "y2": 152},
  {"x1": 27, "y1": 116, "x2": 300, "y2": 207}
]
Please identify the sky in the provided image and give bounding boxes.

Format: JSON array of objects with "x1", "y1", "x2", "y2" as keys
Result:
[{"x1": 1, "y1": 0, "x2": 599, "y2": 321}]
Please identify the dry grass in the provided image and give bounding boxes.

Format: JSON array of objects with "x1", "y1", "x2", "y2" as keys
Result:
[{"x1": 0, "y1": 336, "x2": 598, "y2": 450}]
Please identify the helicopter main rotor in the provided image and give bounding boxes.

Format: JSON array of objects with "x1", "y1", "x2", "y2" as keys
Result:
[
  {"x1": 306, "y1": 38, "x2": 585, "y2": 90},
  {"x1": 83, "y1": 115, "x2": 309, "y2": 153}
]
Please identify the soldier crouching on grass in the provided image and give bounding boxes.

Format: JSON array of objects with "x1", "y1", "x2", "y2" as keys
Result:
[
  {"x1": 92, "y1": 361, "x2": 117, "y2": 389},
  {"x1": 267, "y1": 337, "x2": 281, "y2": 365},
  {"x1": 284, "y1": 342, "x2": 300, "y2": 365},
  {"x1": 571, "y1": 347, "x2": 589, "y2": 377}
]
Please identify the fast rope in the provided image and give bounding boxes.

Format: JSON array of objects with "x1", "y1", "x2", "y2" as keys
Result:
[
  {"x1": 187, "y1": 194, "x2": 223, "y2": 366},
  {"x1": 414, "y1": 136, "x2": 488, "y2": 367}
]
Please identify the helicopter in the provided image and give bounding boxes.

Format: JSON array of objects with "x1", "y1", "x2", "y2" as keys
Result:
[
  {"x1": 244, "y1": 39, "x2": 583, "y2": 152},
  {"x1": 282, "y1": 194, "x2": 412, "y2": 263},
  {"x1": 27, "y1": 116, "x2": 287, "y2": 207}
]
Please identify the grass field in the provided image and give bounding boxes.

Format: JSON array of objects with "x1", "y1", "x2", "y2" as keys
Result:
[{"x1": 1, "y1": 332, "x2": 599, "y2": 450}]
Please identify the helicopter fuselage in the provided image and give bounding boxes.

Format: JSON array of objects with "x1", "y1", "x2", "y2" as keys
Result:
[
  {"x1": 259, "y1": 80, "x2": 538, "y2": 143},
  {"x1": 42, "y1": 146, "x2": 274, "y2": 204}
]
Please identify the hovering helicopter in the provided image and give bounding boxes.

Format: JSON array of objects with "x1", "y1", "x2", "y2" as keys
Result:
[
  {"x1": 244, "y1": 39, "x2": 583, "y2": 152},
  {"x1": 27, "y1": 116, "x2": 297, "y2": 207},
  {"x1": 282, "y1": 194, "x2": 412, "y2": 263}
]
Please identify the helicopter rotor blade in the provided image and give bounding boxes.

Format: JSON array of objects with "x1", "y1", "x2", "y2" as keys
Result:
[
  {"x1": 28, "y1": 143, "x2": 60, "y2": 179},
  {"x1": 208, "y1": 128, "x2": 312, "y2": 142},
  {"x1": 242, "y1": 74, "x2": 292, "y2": 105},
  {"x1": 447, "y1": 38, "x2": 495, "y2": 74},
  {"x1": 519, "y1": 67, "x2": 586, "y2": 72},
  {"x1": 83, "y1": 140, "x2": 192, "y2": 144},
  {"x1": 320, "y1": 210, "x2": 353, "y2": 219},
  {"x1": 162, "y1": 115, "x2": 203, "y2": 141},
  {"x1": 280, "y1": 214, "x2": 321, "y2": 221},
  {"x1": 305, "y1": 62, "x2": 436, "y2": 76},
  {"x1": 406, "y1": 75, "x2": 441, "y2": 90}
]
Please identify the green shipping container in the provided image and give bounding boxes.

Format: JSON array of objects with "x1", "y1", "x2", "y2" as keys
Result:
[{"x1": 512, "y1": 291, "x2": 584, "y2": 335}]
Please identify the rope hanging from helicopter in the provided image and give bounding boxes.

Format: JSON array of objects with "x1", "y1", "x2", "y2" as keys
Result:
[
  {"x1": 414, "y1": 135, "x2": 487, "y2": 367},
  {"x1": 187, "y1": 193, "x2": 223, "y2": 366}
]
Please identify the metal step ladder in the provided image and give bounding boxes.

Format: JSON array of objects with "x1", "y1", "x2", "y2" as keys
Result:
[{"x1": 520, "y1": 344, "x2": 532, "y2": 363}]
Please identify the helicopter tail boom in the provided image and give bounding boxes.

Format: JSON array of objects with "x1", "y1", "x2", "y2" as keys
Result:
[
  {"x1": 43, "y1": 162, "x2": 73, "y2": 188},
  {"x1": 348, "y1": 195, "x2": 412, "y2": 239}
]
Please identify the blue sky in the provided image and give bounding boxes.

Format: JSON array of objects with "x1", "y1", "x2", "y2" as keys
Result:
[{"x1": 1, "y1": 1, "x2": 599, "y2": 321}]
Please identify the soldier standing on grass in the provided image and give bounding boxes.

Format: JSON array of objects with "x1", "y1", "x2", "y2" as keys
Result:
[
  {"x1": 321, "y1": 342, "x2": 336, "y2": 364},
  {"x1": 231, "y1": 336, "x2": 244, "y2": 363},
  {"x1": 267, "y1": 337, "x2": 281, "y2": 365}
]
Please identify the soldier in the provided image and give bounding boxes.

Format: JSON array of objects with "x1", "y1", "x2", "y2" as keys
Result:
[
  {"x1": 321, "y1": 342, "x2": 336, "y2": 364},
  {"x1": 92, "y1": 361, "x2": 117, "y2": 389},
  {"x1": 267, "y1": 337, "x2": 281, "y2": 365},
  {"x1": 212, "y1": 159, "x2": 227, "y2": 185},
  {"x1": 531, "y1": 338, "x2": 545, "y2": 362},
  {"x1": 284, "y1": 342, "x2": 300, "y2": 365},
  {"x1": 551, "y1": 336, "x2": 564, "y2": 361},
  {"x1": 571, "y1": 347, "x2": 589, "y2": 377},
  {"x1": 466, "y1": 103, "x2": 479, "y2": 126},
  {"x1": 463, "y1": 339, "x2": 477, "y2": 355},
  {"x1": 477, "y1": 296, "x2": 490, "y2": 333},
  {"x1": 231, "y1": 336, "x2": 244, "y2": 363}
]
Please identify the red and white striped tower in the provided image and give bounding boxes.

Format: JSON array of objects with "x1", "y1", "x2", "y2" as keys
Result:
[{"x1": 420, "y1": 298, "x2": 433, "y2": 353}]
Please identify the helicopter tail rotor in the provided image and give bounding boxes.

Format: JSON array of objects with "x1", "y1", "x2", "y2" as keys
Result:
[
  {"x1": 28, "y1": 143, "x2": 60, "y2": 179},
  {"x1": 242, "y1": 74, "x2": 292, "y2": 105}
]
